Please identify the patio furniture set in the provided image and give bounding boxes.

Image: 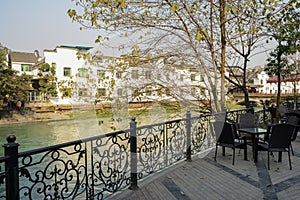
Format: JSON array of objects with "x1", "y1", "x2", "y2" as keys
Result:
[{"x1": 213, "y1": 111, "x2": 300, "y2": 170}]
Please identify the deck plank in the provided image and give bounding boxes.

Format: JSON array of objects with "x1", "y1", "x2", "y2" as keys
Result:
[{"x1": 109, "y1": 136, "x2": 300, "y2": 200}]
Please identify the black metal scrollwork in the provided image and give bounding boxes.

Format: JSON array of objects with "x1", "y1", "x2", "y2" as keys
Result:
[{"x1": 138, "y1": 124, "x2": 164, "y2": 175}]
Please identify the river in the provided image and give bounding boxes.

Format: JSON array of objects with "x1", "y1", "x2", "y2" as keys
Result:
[
  {"x1": 0, "y1": 107, "x2": 184, "y2": 156},
  {"x1": 0, "y1": 117, "x2": 123, "y2": 156}
]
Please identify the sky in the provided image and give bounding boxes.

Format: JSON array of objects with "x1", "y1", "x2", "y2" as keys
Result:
[
  {"x1": 0, "y1": 0, "x2": 103, "y2": 55},
  {"x1": 0, "y1": 0, "x2": 273, "y2": 67}
]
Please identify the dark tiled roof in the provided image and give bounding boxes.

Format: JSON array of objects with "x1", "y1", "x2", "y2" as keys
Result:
[
  {"x1": 10, "y1": 51, "x2": 38, "y2": 63},
  {"x1": 267, "y1": 74, "x2": 300, "y2": 83}
]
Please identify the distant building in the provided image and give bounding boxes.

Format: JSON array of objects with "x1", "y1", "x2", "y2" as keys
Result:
[
  {"x1": 43, "y1": 45, "x2": 93, "y2": 104},
  {"x1": 7, "y1": 45, "x2": 299, "y2": 107},
  {"x1": 9, "y1": 50, "x2": 40, "y2": 76}
]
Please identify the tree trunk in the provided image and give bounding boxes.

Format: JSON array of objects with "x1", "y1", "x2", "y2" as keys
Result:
[
  {"x1": 220, "y1": 0, "x2": 227, "y2": 110},
  {"x1": 275, "y1": 47, "x2": 282, "y2": 122}
]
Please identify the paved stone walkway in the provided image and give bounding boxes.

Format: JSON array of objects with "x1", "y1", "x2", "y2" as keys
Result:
[{"x1": 111, "y1": 138, "x2": 300, "y2": 200}]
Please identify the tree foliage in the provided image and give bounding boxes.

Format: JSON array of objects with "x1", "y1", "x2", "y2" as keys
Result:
[
  {"x1": 264, "y1": 1, "x2": 300, "y2": 121},
  {"x1": 0, "y1": 69, "x2": 32, "y2": 105},
  {"x1": 37, "y1": 63, "x2": 58, "y2": 98},
  {"x1": 68, "y1": 0, "x2": 233, "y2": 112},
  {"x1": 68, "y1": 0, "x2": 298, "y2": 112},
  {"x1": 0, "y1": 44, "x2": 33, "y2": 107}
]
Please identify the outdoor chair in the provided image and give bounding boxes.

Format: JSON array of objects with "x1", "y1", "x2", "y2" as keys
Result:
[
  {"x1": 284, "y1": 115, "x2": 300, "y2": 155},
  {"x1": 214, "y1": 122, "x2": 247, "y2": 165},
  {"x1": 257, "y1": 123, "x2": 295, "y2": 170},
  {"x1": 237, "y1": 112, "x2": 259, "y2": 143},
  {"x1": 279, "y1": 104, "x2": 289, "y2": 122},
  {"x1": 237, "y1": 112, "x2": 258, "y2": 129}
]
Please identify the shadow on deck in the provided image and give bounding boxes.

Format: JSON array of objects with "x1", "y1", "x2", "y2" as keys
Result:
[{"x1": 110, "y1": 137, "x2": 300, "y2": 200}]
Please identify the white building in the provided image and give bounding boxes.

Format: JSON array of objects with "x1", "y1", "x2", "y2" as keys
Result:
[
  {"x1": 10, "y1": 46, "x2": 300, "y2": 107},
  {"x1": 43, "y1": 45, "x2": 93, "y2": 104},
  {"x1": 9, "y1": 50, "x2": 40, "y2": 76}
]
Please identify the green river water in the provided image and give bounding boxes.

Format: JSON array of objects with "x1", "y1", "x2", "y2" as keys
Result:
[{"x1": 0, "y1": 117, "x2": 120, "y2": 156}]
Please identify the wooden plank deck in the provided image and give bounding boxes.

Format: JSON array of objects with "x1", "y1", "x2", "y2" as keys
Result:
[{"x1": 110, "y1": 137, "x2": 300, "y2": 200}]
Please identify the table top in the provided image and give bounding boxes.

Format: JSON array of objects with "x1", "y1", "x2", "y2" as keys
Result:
[{"x1": 238, "y1": 127, "x2": 268, "y2": 135}]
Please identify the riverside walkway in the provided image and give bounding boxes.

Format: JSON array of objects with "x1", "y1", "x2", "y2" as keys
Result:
[{"x1": 111, "y1": 136, "x2": 300, "y2": 200}]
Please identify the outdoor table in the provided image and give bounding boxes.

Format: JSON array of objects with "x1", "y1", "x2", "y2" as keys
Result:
[{"x1": 238, "y1": 127, "x2": 268, "y2": 162}]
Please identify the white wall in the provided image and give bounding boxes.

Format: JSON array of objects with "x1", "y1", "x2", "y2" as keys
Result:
[{"x1": 44, "y1": 46, "x2": 88, "y2": 104}]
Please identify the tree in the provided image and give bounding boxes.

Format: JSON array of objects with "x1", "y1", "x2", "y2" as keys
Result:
[
  {"x1": 36, "y1": 63, "x2": 58, "y2": 100},
  {"x1": 0, "y1": 44, "x2": 33, "y2": 107},
  {"x1": 223, "y1": 0, "x2": 267, "y2": 108},
  {"x1": 0, "y1": 43, "x2": 7, "y2": 67},
  {"x1": 0, "y1": 69, "x2": 32, "y2": 107},
  {"x1": 68, "y1": 0, "x2": 296, "y2": 112},
  {"x1": 68, "y1": 0, "x2": 235, "y2": 112},
  {"x1": 264, "y1": 2, "x2": 300, "y2": 121}
]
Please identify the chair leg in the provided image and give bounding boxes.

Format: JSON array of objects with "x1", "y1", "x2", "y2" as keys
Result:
[
  {"x1": 244, "y1": 146, "x2": 247, "y2": 161},
  {"x1": 288, "y1": 150, "x2": 292, "y2": 170},
  {"x1": 222, "y1": 146, "x2": 225, "y2": 156},
  {"x1": 214, "y1": 145, "x2": 218, "y2": 161},
  {"x1": 291, "y1": 144, "x2": 294, "y2": 156},
  {"x1": 232, "y1": 148, "x2": 235, "y2": 165},
  {"x1": 268, "y1": 151, "x2": 270, "y2": 170}
]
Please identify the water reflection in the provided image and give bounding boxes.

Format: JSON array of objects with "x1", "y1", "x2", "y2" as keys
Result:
[
  {"x1": 0, "y1": 110, "x2": 181, "y2": 156},
  {"x1": 0, "y1": 120, "x2": 82, "y2": 155}
]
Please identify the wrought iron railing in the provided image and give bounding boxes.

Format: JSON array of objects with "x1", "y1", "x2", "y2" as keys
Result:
[{"x1": 0, "y1": 108, "x2": 270, "y2": 199}]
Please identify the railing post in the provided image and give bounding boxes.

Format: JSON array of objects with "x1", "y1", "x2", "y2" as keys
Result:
[
  {"x1": 186, "y1": 111, "x2": 192, "y2": 162},
  {"x1": 129, "y1": 118, "x2": 138, "y2": 190},
  {"x1": 3, "y1": 135, "x2": 20, "y2": 200}
]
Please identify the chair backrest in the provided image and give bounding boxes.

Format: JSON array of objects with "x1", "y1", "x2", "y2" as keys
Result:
[
  {"x1": 212, "y1": 121, "x2": 224, "y2": 140},
  {"x1": 217, "y1": 122, "x2": 236, "y2": 144},
  {"x1": 279, "y1": 104, "x2": 288, "y2": 116},
  {"x1": 237, "y1": 113, "x2": 258, "y2": 129},
  {"x1": 269, "y1": 123, "x2": 295, "y2": 149},
  {"x1": 286, "y1": 116, "x2": 300, "y2": 141},
  {"x1": 286, "y1": 115, "x2": 299, "y2": 125}
]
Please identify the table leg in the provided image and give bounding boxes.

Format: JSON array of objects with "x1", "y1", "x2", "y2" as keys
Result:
[
  {"x1": 278, "y1": 152, "x2": 282, "y2": 162},
  {"x1": 243, "y1": 137, "x2": 248, "y2": 160},
  {"x1": 253, "y1": 136, "x2": 258, "y2": 162}
]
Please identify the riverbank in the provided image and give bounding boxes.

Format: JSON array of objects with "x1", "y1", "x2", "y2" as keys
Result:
[{"x1": 0, "y1": 111, "x2": 72, "y2": 125}]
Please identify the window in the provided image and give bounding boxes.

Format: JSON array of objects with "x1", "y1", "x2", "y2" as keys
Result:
[
  {"x1": 200, "y1": 75, "x2": 204, "y2": 82},
  {"x1": 78, "y1": 68, "x2": 88, "y2": 78},
  {"x1": 21, "y1": 64, "x2": 31, "y2": 71},
  {"x1": 117, "y1": 89, "x2": 123, "y2": 96},
  {"x1": 97, "y1": 88, "x2": 106, "y2": 97},
  {"x1": 132, "y1": 70, "x2": 138, "y2": 79},
  {"x1": 191, "y1": 74, "x2": 196, "y2": 81},
  {"x1": 180, "y1": 74, "x2": 184, "y2": 81},
  {"x1": 145, "y1": 71, "x2": 151, "y2": 79},
  {"x1": 63, "y1": 67, "x2": 71, "y2": 77},
  {"x1": 116, "y1": 72, "x2": 122, "y2": 79},
  {"x1": 78, "y1": 88, "x2": 88, "y2": 97},
  {"x1": 191, "y1": 88, "x2": 196, "y2": 96},
  {"x1": 97, "y1": 70, "x2": 106, "y2": 79}
]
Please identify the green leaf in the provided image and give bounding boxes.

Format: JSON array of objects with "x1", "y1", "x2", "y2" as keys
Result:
[
  {"x1": 196, "y1": 31, "x2": 202, "y2": 41},
  {"x1": 231, "y1": 6, "x2": 237, "y2": 14}
]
